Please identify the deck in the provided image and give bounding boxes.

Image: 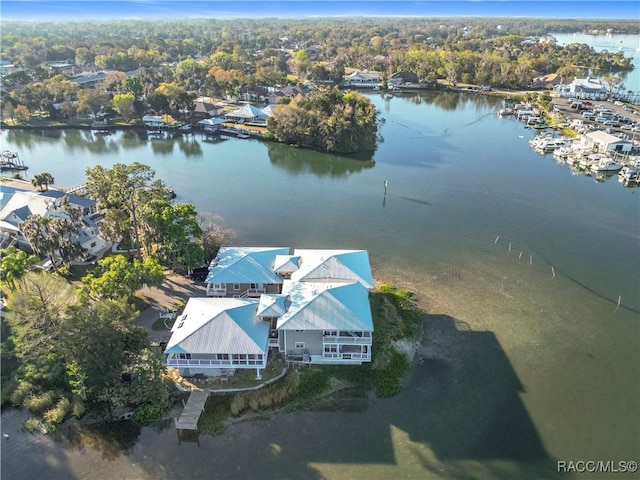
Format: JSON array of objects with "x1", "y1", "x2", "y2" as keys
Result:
[{"x1": 175, "y1": 390, "x2": 209, "y2": 430}]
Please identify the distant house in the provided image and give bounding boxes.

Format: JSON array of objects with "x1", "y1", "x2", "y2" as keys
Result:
[
  {"x1": 0, "y1": 189, "x2": 108, "y2": 256},
  {"x1": 582, "y1": 130, "x2": 633, "y2": 154},
  {"x1": 267, "y1": 85, "x2": 308, "y2": 105},
  {"x1": 388, "y1": 71, "x2": 419, "y2": 85},
  {"x1": 344, "y1": 71, "x2": 381, "y2": 87},
  {"x1": 69, "y1": 71, "x2": 109, "y2": 88},
  {"x1": 192, "y1": 97, "x2": 224, "y2": 118},
  {"x1": 531, "y1": 73, "x2": 564, "y2": 89},
  {"x1": 555, "y1": 77, "x2": 607, "y2": 100},
  {"x1": 169, "y1": 246, "x2": 376, "y2": 377},
  {"x1": 224, "y1": 103, "x2": 268, "y2": 124}
]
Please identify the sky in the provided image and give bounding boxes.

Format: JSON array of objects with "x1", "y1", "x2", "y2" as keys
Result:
[{"x1": 1, "y1": 1, "x2": 638, "y2": 21}]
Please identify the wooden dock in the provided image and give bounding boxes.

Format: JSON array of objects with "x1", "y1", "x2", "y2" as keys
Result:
[{"x1": 175, "y1": 390, "x2": 209, "y2": 431}]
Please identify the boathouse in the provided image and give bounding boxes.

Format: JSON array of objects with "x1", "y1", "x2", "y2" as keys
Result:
[{"x1": 581, "y1": 130, "x2": 633, "y2": 154}]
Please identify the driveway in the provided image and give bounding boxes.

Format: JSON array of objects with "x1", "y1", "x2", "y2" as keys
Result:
[{"x1": 135, "y1": 270, "x2": 207, "y2": 342}]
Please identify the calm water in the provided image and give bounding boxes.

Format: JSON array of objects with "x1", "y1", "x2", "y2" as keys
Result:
[
  {"x1": 550, "y1": 33, "x2": 640, "y2": 92},
  {"x1": 1, "y1": 91, "x2": 639, "y2": 479}
]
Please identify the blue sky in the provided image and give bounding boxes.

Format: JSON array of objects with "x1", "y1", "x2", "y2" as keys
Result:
[{"x1": 1, "y1": 1, "x2": 638, "y2": 20}]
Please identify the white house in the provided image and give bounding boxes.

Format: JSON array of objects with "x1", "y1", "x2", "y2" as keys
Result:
[
  {"x1": 555, "y1": 77, "x2": 607, "y2": 100},
  {"x1": 344, "y1": 71, "x2": 381, "y2": 88},
  {"x1": 165, "y1": 297, "x2": 269, "y2": 379},
  {"x1": 0, "y1": 189, "x2": 108, "y2": 257}
]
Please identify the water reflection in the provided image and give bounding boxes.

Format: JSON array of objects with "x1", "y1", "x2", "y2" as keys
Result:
[{"x1": 266, "y1": 141, "x2": 374, "y2": 178}]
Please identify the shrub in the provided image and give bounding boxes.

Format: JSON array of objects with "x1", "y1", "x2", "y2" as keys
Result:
[
  {"x1": 43, "y1": 397, "x2": 71, "y2": 425},
  {"x1": 23, "y1": 417, "x2": 47, "y2": 433},
  {"x1": 133, "y1": 403, "x2": 166, "y2": 424},
  {"x1": 24, "y1": 391, "x2": 57, "y2": 414},
  {"x1": 373, "y1": 347, "x2": 410, "y2": 397},
  {"x1": 71, "y1": 398, "x2": 86, "y2": 418},
  {"x1": 10, "y1": 380, "x2": 34, "y2": 407},
  {"x1": 229, "y1": 394, "x2": 246, "y2": 416}
]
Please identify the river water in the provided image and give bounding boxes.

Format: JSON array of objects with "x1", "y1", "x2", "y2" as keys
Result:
[{"x1": 1, "y1": 88, "x2": 639, "y2": 479}]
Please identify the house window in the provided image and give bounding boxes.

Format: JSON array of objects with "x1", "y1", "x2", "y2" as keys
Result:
[
  {"x1": 250, "y1": 283, "x2": 257, "y2": 289},
  {"x1": 90, "y1": 242, "x2": 96, "y2": 248},
  {"x1": 233, "y1": 283, "x2": 240, "y2": 290},
  {"x1": 213, "y1": 283, "x2": 222, "y2": 289},
  {"x1": 363, "y1": 346, "x2": 369, "y2": 354},
  {"x1": 323, "y1": 330, "x2": 337, "y2": 336},
  {"x1": 324, "y1": 345, "x2": 337, "y2": 353},
  {"x1": 217, "y1": 354, "x2": 229, "y2": 360},
  {"x1": 178, "y1": 353, "x2": 191, "y2": 360},
  {"x1": 295, "y1": 329, "x2": 304, "y2": 333},
  {"x1": 177, "y1": 321, "x2": 185, "y2": 329},
  {"x1": 295, "y1": 342, "x2": 305, "y2": 349}
]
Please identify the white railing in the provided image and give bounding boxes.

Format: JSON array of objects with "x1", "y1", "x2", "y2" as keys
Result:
[
  {"x1": 323, "y1": 336, "x2": 371, "y2": 345},
  {"x1": 167, "y1": 358, "x2": 266, "y2": 368},
  {"x1": 322, "y1": 353, "x2": 370, "y2": 361}
]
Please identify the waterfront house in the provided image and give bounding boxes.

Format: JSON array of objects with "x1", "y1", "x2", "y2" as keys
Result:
[
  {"x1": 555, "y1": 77, "x2": 607, "y2": 100},
  {"x1": 171, "y1": 246, "x2": 376, "y2": 375},
  {"x1": 344, "y1": 71, "x2": 381, "y2": 88},
  {"x1": 531, "y1": 73, "x2": 564, "y2": 89},
  {"x1": 192, "y1": 97, "x2": 225, "y2": 118},
  {"x1": 0, "y1": 189, "x2": 108, "y2": 256},
  {"x1": 581, "y1": 130, "x2": 633, "y2": 154},
  {"x1": 275, "y1": 280, "x2": 373, "y2": 364},
  {"x1": 205, "y1": 246, "x2": 290, "y2": 297},
  {"x1": 388, "y1": 71, "x2": 419, "y2": 86},
  {"x1": 224, "y1": 103, "x2": 268, "y2": 124},
  {"x1": 165, "y1": 297, "x2": 269, "y2": 379}
]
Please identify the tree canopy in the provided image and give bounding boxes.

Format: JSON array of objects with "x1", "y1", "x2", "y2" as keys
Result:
[{"x1": 267, "y1": 87, "x2": 380, "y2": 153}]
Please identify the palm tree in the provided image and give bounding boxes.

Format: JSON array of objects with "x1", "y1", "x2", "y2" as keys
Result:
[
  {"x1": 31, "y1": 172, "x2": 54, "y2": 191},
  {"x1": 0, "y1": 246, "x2": 40, "y2": 291}
]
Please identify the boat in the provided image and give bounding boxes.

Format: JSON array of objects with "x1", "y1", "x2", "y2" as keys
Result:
[
  {"x1": 498, "y1": 108, "x2": 514, "y2": 116},
  {"x1": 0, "y1": 151, "x2": 28, "y2": 171},
  {"x1": 236, "y1": 129, "x2": 251, "y2": 139},
  {"x1": 590, "y1": 158, "x2": 624, "y2": 173}
]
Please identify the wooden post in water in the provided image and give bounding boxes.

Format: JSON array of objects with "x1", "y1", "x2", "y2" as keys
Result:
[
  {"x1": 551, "y1": 266, "x2": 556, "y2": 278},
  {"x1": 495, "y1": 235, "x2": 500, "y2": 244},
  {"x1": 509, "y1": 243, "x2": 512, "y2": 253}
]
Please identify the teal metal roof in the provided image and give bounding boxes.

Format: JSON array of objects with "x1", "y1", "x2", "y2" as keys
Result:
[
  {"x1": 276, "y1": 281, "x2": 373, "y2": 332},
  {"x1": 291, "y1": 249, "x2": 374, "y2": 289},
  {"x1": 165, "y1": 297, "x2": 269, "y2": 355},
  {"x1": 206, "y1": 247, "x2": 290, "y2": 285}
]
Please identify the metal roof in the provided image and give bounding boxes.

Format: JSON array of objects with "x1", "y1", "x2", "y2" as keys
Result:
[
  {"x1": 165, "y1": 297, "x2": 268, "y2": 355},
  {"x1": 256, "y1": 294, "x2": 291, "y2": 317},
  {"x1": 273, "y1": 254, "x2": 300, "y2": 274},
  {"x1": 205, "y1": 247, "x2": 290, "y2": 285},
  {"x1": 291, "y1": 249, "x2": 374, "y2": 289},
  {"x1": 276, "y1": 281, "x2": 373, "y2": 332}
]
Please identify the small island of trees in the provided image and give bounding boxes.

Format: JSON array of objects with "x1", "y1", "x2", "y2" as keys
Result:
[{"x1": 266, "y1": 87, "x2": 380, "y2": 153}]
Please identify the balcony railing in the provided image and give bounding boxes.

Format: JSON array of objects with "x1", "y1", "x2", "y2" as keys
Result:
[
  {"x1": 167, "y1": 356, "x2": 266, "y2": 368},
  {"x1": 322, "y1": 353, "x2": 370, "y2": 360},
  {"x1": 322, "y1": 335, "x2": 372, "y2": 345}
]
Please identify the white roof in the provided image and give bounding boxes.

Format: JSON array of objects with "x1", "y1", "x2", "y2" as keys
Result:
[
  {"x1": 273, "y1": 254, "x2": 300, "y2": 274},
  {"x1": 585, "y1": 130, "x2": 632, "y2": 145},
  {"x1": 165, "y1": 297, "x2": 268, "y2": 355},
  {"x1": 227, "y1": 103, "x2": 267, "y2": 119},
  {"x1": 256, "y1": 293, "x2": 291, "y2": 317},
  {"x1": 276, "y1": 281, "x2": 373, "y2": 332},
  {"x1": 291, "y1": 249, "x2": 374, "y2": 289}
]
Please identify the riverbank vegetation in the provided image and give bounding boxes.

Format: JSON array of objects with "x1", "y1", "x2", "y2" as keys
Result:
[{"x1": 197, "y1": 284, "x2": 424, "y2": 435}]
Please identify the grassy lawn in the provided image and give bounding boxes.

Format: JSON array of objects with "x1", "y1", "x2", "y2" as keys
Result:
[{"x1": 151, "y1": 316, "x2": 174, "y2": 331}]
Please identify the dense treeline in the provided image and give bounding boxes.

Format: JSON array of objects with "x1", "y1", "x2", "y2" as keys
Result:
[
  {"x1": 0, "y1": 17, "x2": 636, "y2": 139},
  {"x1": 266, "y1": 87, "x2": 379, "y2": 153}
]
